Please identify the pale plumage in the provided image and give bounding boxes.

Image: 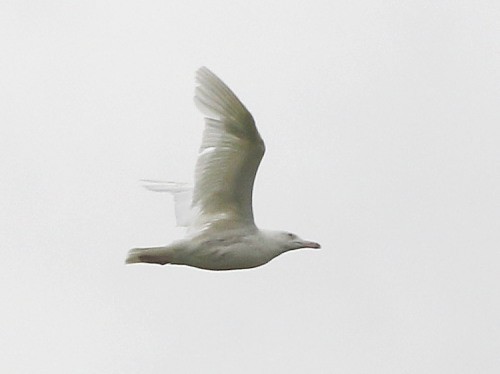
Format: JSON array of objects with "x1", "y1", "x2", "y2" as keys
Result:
[{"x1": 126, "y1": 67, "x2": 320, "y2": 270}]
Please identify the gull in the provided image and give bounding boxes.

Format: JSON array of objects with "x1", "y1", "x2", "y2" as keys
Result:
[{"x1": 126, "y1": 67, "x2": 320, "y2": 270}]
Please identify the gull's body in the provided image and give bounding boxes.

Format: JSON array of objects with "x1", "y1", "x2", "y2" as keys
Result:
[{"x1": 126, "y1": 67, "x2": 320, "y2": 270}]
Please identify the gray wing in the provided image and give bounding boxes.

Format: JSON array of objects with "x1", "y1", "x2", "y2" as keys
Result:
[
  {"x1": 141, "y1": 180, "x2": 194, "y2": 227},
  {"x1": 191, "y1": 67, "x2": 265, "y2": 232}
]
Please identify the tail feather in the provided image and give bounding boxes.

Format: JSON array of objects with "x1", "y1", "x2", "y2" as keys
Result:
[{"x1": 125, "y1": 246, "x2": 172, "y2": 265}]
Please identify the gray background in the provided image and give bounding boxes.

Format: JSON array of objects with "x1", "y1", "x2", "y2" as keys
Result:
[{"x1": 2, "y1": 1, "x2": 499, "y2": 373}]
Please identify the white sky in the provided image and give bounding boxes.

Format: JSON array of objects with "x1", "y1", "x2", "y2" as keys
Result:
[{"x1": 1, "y1": 1, "x2": 499, "y2": 373}]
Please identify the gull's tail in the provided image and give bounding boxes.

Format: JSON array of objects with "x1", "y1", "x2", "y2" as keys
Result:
[{"x1": 125, "y1": 246, "x2": 172, "y2": 265}]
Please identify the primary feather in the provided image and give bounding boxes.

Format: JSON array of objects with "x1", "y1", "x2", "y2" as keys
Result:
[{"x1": 192, "y1": 67, "x2": 265, "y2": 232}]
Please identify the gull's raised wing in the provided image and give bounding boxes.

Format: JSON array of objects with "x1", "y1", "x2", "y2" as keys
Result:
[
  {"x1": 141, "y1": 180, "x2": 194, "y2": 227},
  {"x1": 191, "y1": 67, "x2": 265, "y2": 232}
]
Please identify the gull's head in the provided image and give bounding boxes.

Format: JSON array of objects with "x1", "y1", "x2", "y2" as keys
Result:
[{"x1": 265, "y1": 230, "x2": 321, "y2": 252}]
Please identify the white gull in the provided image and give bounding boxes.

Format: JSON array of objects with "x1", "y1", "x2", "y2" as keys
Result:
[{"x1": 126, "y1": 67, "x2": 320, "y2": 270}]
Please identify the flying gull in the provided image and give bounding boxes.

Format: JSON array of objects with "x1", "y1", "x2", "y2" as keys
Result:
[{"x1": 126, "y1": 67, "x2": 320, "y2": 270}]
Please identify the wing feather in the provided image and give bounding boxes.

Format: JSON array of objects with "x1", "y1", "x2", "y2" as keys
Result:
[
  {"x1": 191, "y1": 67, "x2": 265, "y2": 232},
  {"x1": 141, "y1": 180, "x2": 194, "y2": 227}
]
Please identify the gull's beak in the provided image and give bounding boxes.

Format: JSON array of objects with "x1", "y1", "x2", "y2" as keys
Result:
[{"x1": 300, "y1": 240, "x2": 321, "y2": 249}]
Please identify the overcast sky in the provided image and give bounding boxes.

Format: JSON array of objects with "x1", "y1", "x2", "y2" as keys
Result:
[{"x1": 1, "y1": 1, "x2": 499, "y2": 373}]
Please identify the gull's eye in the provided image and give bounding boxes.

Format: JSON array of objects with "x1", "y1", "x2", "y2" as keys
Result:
[{"x1": 287, "y1": 233, "x2": 295, "y2": 239}]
